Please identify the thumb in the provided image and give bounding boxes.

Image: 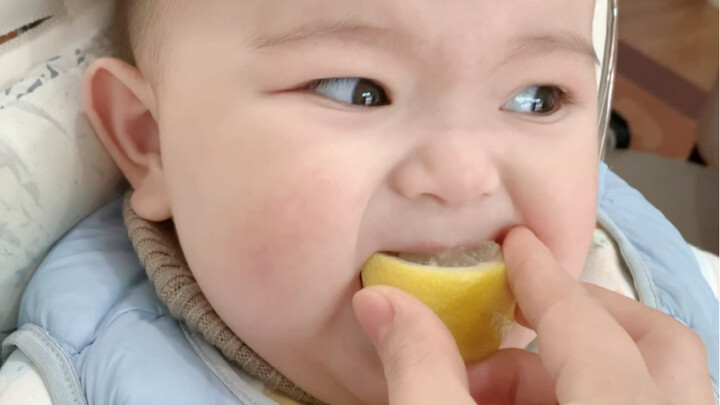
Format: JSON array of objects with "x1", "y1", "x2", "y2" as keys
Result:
[{"x1": 353, "y1": 286, "x2": 476, "y2": 405}]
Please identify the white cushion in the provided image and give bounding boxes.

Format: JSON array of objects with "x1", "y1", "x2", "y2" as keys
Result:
[
  {"x1": 0, "y1": 0, "x2": 124, "y2": 337},
  {"x1": 0, "y1": 0, "x2": 111, "y2": 90}
]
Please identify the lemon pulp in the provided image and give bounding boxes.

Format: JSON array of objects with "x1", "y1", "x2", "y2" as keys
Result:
[{"x1": 361, "y1": 243, "x2": 515, "y2": 362}]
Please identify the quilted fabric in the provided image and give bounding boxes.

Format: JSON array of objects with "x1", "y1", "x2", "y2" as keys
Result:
[{"x1": 0, "y1": 25, "x2": 125, "y2": 338}]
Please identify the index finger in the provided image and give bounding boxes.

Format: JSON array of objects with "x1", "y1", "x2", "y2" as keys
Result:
[{"x1": 502, "y1": 227, "x2": 657, "y2": 403}]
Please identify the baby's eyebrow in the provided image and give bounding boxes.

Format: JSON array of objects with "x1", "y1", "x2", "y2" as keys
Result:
[
  {"x1": 503, "y1": 33, "x2": 599, "y2": 67},
  {"x1": 249, "y1": 21, "x2": 418, "y2": 53},
  {"x1": 251, "y1": 22, "x2": 598, "y2": 67}
]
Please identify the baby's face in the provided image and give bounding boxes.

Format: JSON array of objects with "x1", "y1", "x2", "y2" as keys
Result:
[{"x1": 152, "y1": 1, "x2": 598, "y2": 403}]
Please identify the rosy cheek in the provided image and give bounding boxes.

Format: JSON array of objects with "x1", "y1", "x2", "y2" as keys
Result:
[
  {"x1": 538, "y1": 204, "x2": 596, "y2": 278},
  {"x1": 234, "y1": 169, "x2": 360, "y2": 294},
  {"x1": 518, "y1": 172, "x2": 597, "y2": 278}
]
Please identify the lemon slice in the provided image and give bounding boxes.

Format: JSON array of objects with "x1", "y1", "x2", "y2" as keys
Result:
[{"x1": 361, "y1": 243, "x2": 515, "y2": 362}]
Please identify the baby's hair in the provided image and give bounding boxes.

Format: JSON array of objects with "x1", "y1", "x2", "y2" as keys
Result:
[
  {"x1": 112, "y1": 0, "x2": 183, "y2": 87},
  {"x1": 112, "y1": 0, "x2": 155, "y2": 66}
]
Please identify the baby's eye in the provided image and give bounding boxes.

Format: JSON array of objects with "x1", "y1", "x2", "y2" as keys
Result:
[
  {"x1": 306, "y1": 78, "x2": 390, "y2": 107},
  {"x1": 503, "y1": 85, "x2": 566, "y2": 115}
]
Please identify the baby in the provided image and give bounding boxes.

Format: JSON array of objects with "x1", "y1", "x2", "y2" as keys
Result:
[{"x1": 2, "y1": 1, "x2": 717, "y2": 404}]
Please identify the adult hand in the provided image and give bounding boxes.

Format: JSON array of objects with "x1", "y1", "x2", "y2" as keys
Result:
[{"x1": 353, "y1": 227, "x2": 713, "y2": 405}]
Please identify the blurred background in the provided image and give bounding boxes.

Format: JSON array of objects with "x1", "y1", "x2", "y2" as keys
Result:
[{"x1": 605, "y1": 0, "x2": 719, "y2": 253}]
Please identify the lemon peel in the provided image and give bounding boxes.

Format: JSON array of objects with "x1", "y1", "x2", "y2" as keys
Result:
[{"x1": 361, "y1": 246, "x2": 515, "y2": 362}]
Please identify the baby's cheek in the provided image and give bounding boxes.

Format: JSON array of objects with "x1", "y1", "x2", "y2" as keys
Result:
[
  {"x1": 514, "y1": 164, "x2": 597, "y2": 277},
  {"x1": 235, "y1": 170, "x2": 361, "y2": 296},
  {"x1": 539, "y1": 202, "x2": 596, "y2": 277}
]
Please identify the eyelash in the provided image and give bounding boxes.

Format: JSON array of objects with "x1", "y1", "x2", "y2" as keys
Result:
[
  {"x1": 302, "y1": 77, "x2": 574, "y2": 116},
  {"x1": 501, "y1": 85, "x2": 574, "y2": 116},
  {"x1": 304, "y1": 78, "x2": 391, "y2": 107}
]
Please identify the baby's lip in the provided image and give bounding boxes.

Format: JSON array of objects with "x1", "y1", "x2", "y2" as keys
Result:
[
  {"x1": 385, "y1": 229, "x2": 510, "y2": 256},
  {"x1": 390, "y1": 242, "x2": 450, "y2": 255},
  {"x1": 388, "y1": 240, "x2": 502, "y2": 256}
]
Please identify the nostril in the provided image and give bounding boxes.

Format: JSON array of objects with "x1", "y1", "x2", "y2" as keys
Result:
[{"x1": 390, "y1": 139, "x2": 500, "y2": 205}]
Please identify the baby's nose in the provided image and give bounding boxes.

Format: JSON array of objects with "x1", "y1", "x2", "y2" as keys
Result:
[{"x1": 389, "y1": 135, "x2": 500, "y2": 206}]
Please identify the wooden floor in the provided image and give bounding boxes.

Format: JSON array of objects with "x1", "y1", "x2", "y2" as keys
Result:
[
  {"x1": 612, "y1": 0, "x2": 718, "y2": 158},
  {"x1": 618, "y1": 0, "x2": 718, "y2": 91}
]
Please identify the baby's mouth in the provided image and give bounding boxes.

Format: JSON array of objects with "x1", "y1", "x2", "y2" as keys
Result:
[
  {"x1": 359, "y1": 240, "x2": 514, "y2": 362},
  {"x1": 382, "y1": 241, "x2": 502, "y2": 267}
]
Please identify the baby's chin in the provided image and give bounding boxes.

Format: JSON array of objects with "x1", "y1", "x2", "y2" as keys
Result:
[{"x1": 300, "y1": 339, "x2": 388, "y2": 405}]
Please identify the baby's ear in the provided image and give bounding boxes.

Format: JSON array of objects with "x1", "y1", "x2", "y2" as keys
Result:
[{"x1": 83, "y1": 57, "x2": 171, "y2": 221}]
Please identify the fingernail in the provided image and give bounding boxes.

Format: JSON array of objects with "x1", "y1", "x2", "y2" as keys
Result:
[{"x1": 353, "y1": 289, "x2": 395, "y2": 344}]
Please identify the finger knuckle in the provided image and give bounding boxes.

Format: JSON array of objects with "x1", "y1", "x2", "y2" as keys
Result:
[
  {"x1": 508, "y1": 250, "x2": 535, "y2": 280},
  {"x1": 384, "y1": 339, "x2": 429, "y2": 381},
  {"x1": 665, "y1": 322, "x2": 708, "y2": 361},
  {"x1": 679, "y1": 327, "x2": 707, "y2": 359}
]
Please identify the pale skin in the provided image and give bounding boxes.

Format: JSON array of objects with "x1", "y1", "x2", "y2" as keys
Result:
[{"x1": 82, "y1": 0, "x2": 711, "y2": 404}]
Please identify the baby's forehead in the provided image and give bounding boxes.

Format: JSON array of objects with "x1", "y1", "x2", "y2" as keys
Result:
[
  {"x1": 142, "y1": 0, "x2": 596, "y2": 92},
  {"x1": 165, "y1": 1, "x2": 594, "y2": 41}
]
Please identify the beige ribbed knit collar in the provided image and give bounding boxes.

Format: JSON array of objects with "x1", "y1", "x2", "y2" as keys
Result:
[{"x1": 121, "y1": 195, "x2": 325, "y2": 405}]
